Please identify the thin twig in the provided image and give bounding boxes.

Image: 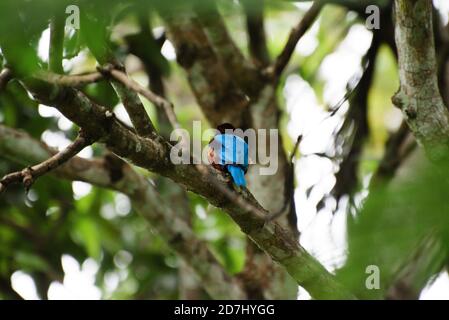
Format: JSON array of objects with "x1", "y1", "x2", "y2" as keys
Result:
[
  {"x1": 0, "y1": 68, "x2": 13, "y2": 91},
  {"x1": 289, "y1": 134, "x2": 303, "y2": 163},
  {"x1": 264, "y1": 135, "x2": 302, "y2": 222},
  {"x1": 0, "y1": 130, "x2": 94, "y2": 193},
  {"x1": 371, "y1": 121, "x2": 417, "y2": 186},
  {"x1": 36, "y1": 71, "x2": 104, "y2": 87},
  {"x1": 265, "y1": 1, "x2": 323, "y2": 78},
  {"x1": 99, "y1": 65, "x2": 182, "y2": 131}
]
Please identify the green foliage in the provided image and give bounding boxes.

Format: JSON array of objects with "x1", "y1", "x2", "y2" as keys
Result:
[
  {"x1": 338, "y1": 156, "x2": 449, "y2": 298},
  {"x1": 368, "y1": 44, "x2": 399, "y2": 153},
  {"x1": 83, "y1": 82, "x2": 119, "y2": 109}
]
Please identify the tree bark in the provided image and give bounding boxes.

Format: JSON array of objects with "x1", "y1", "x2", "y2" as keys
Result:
[
  {"x1": 386, "y1": 0, "x2": 449, "y2": 298},
  {"x1": 393, "y1": 0, "x2": 449, "y2": 160}
]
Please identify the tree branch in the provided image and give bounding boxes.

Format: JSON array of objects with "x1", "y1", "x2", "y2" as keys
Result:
[
  {"x1": 99, "y1": 65, "x2": 182, "y2": 131},
  {"x1": 264, "y1": 135, "x2": 302, "y2": 222},
  {"x1": 125, "y1": 14, "x2": 171, "y2": 138},
  {"x1": 392, "y1": 0, "x2": 449, "y2": 160},
  {"x1": 49, "y1": 15, "x2": 64, "y2": 73},
  {"x1": 193, "y1": 1, "x2": 260, "y2": 95},
  {"x1": 242, "y1": 0, "x2": 270, "y2": 67},
  {"x1": 371, "y1": 121, "x2": 417, "y2": 186},
  {"x1": 0, "y1": 68, "x2": 12, "y2": 91},
  {"x1": 37, "y1": 71, "x2": 103, "y2": 87},
  {"x1": 382, "y1": 0, "x2": 449, "y2": 299},
  {"x1": 126, "y1": 25, "x2": 297, "y2": 297},
  {"x1": 0, "y1": 130, "x2": 93, "y2": 193},
  {"x1": 0, "y1": 124, "x2": 247, "y2": 300},
  {"x1": 386, "y1": 230, "x2": 446, "y2": 299},
  {"x1": 266, "y1": 1, "x2": 323, "y2": 78},
  {"x1": 108, "y1": 69, "x2": 157, "y2": 138}
]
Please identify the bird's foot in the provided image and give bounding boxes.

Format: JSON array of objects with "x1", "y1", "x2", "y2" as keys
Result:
[{"x1": 232, "y1": 184, "x2": 243, "y2": 193}]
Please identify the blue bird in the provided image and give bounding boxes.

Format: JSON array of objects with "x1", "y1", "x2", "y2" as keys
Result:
[{"x1": 208, "y1": 123, "x2": 249, "y2": 188}]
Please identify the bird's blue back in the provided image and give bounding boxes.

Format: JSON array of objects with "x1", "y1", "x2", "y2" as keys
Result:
[{"x1": 213, "y1": 134, "x2": 249, "y2": 170}]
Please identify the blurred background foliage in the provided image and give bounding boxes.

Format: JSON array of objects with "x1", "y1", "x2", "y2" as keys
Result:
[{"x1": 0, "y1": 0, "x2": 449, "y2": 299}]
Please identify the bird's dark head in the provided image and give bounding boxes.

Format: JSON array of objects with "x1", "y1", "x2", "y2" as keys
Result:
[{"x1": 216, "y1": 123, "x2": 235, "y2": 134}]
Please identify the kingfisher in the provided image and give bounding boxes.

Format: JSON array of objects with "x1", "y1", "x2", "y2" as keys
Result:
[{"x1": 208, "y1": 123, "x2": 249, "y2": 188}]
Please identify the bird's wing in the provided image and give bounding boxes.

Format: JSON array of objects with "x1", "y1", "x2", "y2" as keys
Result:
[{"x1": 214, "y1": 134, "x2": 248, "y2": 169}]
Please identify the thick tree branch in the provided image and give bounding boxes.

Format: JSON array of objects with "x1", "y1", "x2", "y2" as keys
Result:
[
  {"x1": 125, "y1": 22, "x2": 206, "y2": 298},
  {"x1": 108, "y1": 71, "x2": 157, "y2": 138},
  {"x1": 242, "y1": 0, "x2": 270, "y2": 67},
  {"x1": 193, "y1": 1, "x2": 260, "y2": 95},
  {"x1": 0, "y1": 130, "x2": 93, "y2": 193},
  {"x1": 96, "y1": 67, "x2": 274, "y2": 240},
  {"x1": 392, "y1": 0, "x2": 449, "y2": 160},
  {"x1": 162, "y1": 9, "x2": 251, "y2": 127},
  {"x1": 266, "y1": 1, "x2": 323, "y2": 78},
  {"x1": 382, "y1": 0, "x2": 449, "y2": 299},
  {"x1": 49, "y1": 15, "x2": 64, "y2": 73},
  {"x1": 0, "y1": 124, "x2": 247, "y2": 300}
]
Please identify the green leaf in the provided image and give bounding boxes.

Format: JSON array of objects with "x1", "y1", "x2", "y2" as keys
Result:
[
  {"x1": 15, "y1": 251, "x2": 50, "y2": 273},
  {"x1": 74, "y1": 217, "x2": 102, "y2": 260}
]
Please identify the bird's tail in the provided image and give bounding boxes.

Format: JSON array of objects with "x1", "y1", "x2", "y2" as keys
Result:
[{"x1": 227, "y1": 165, "x2": 246, "y2": 187}]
